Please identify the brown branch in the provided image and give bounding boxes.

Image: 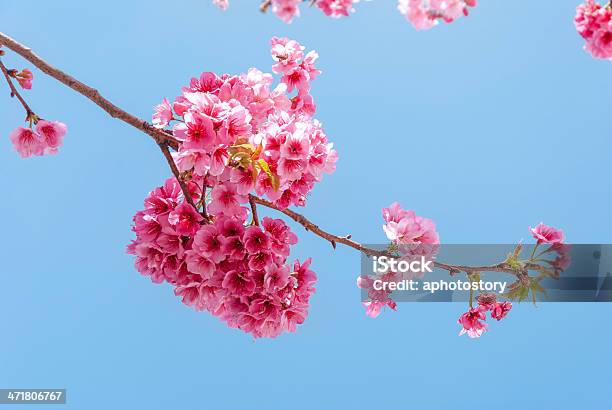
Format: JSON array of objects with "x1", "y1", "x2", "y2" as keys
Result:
[
  {"x1": 0, "y1": 58, "x2": 35, "y2": 120},
  {"x1": 199, "y1": 183, "x2": 209, "y2": 221},
  {"x1": 249, "y1": 195, "x2": 536, "y2": 278},
  {"x1": 260, "y1": 0, "x2": 272, "y2": 12},
  {"x1": 159, "y1": 142, "x2": 199, "y2": 212},
  {"x1": 249, "y1": 195, "x2": 260, "y2": 226},
  {"x1": 0, "y1": 32, "x2": 178, "y2": 149}
]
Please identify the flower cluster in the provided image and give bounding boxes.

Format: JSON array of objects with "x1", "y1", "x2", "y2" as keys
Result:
[
  {"x1": 9, "y1": 120, "x2": 67, "y2": 158},
  {"x1": 127, "y1": 177, "x2": 317, "y2": 338},
  {"x1": 212, "y1": 0, "x2": 476, "y2": 29},
  {"x1": 458, "y1": 293, "x2": 512, "y2": 338},
  {"x1": 357, "y1": 274, "x2": 398, "y2": 318},
  {"x1": 129, "y1": 38, "x2": 330, "y2": 338},
  {"x1": 14, "y1": 68, "x2": 33, "y2": 89},
  {"x1": 575, "y1": 1, "x2": 612, "y2": 60},
  {"x1": 382, "y1": 201, "x2": 440, "y2": 247},
  {"x1": 398, "y1": 0, "x2": 477, "y2": 30},
  {"x1": 152, "y1": 37, "x2": 336, "y2": 210},
  {"x1": 357, "y1": 202, "x2": 439, "y2": 318},
  {"x1": 529, "y1": 223, "x2": 571, "y2": 277},
  {"x1": 529, "y1": 222, "x2": 565, "y2": 245},
  {"x1": 2, "y1": 58, "x2": 68, "y2": 158}
]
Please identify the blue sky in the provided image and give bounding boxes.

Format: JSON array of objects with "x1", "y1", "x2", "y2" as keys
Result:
[{"x1": 1, "y1": 1, "x2": 611, "y2": 409}]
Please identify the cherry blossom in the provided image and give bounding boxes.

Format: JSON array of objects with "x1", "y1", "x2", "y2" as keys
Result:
[
  {"x1": 530, "y1": 223, "x2": 565, "y2": 245},
  {"x1": 127, "y1": 176, "x2": 316, "y2": 338},
  {"x1": 158, "y1": 37, "x2": 336, "y2": 210},
  {"x1": 212, "y1": 0, "x2": 476, "y2": 29},
  {"x1": 490, "y1": 301, "x2": 512, "y2": 321},
  {"x1": 1, "y1": 31, "x2": 572, "y2": 341},
  {"x1": 124, "y1": 38, "x2": 333, "y2": 338},
  {"x1": 575, "y1": 1, "x2": 612, "y2": 60},
  {"x1": 382, "y1": 202, "x2": 440, "y2": 246},
  {"x1": 152, "y1": 98, "x2": 173, "y2": 129},
  {"x1": 398, "y1": 0, "x2": 477, "y2": 30},
  {"x1": 9, "y1": 120, "x2": 67, "y2": 158},
  {"x1": 14, "y1": 68, "x2": 33, "y2": 89},
  {"x1": 458, "y1": 307, "x2": 488, "y2": 338}
]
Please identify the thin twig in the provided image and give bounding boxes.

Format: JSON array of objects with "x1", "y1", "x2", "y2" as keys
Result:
[
  {"x1": 260, "y1": 0, "x2": 272, "y2": 12},
  {"x1": 249, "y1": 196, "x2": 260, "y2": 226},
  {"x1": 0, "y1": 58, "x2": 35, "y2": 120},
  {"x1": 249, "y1": 195, "x2": 535, "y2": 277},
  {"x1": 200, "y1": 183, "x2": 209, "y2": 221},
  {"x1": 159, "y1": 142, "x2": 198, "y2": 211},
  {"x1": 0, "y1": 32, "x2": 178, "y2": 149}
]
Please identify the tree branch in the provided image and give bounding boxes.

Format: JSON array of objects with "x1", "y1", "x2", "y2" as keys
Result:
[
  {"x1": 249, "y1": 195, "x2": 260, "y2": 226},
  {"x1": 249, "y1": 195, "x2": 536, "y2": 277},
  {"x1": 0, "y1": 58, "x2": 35, "y2": 120},
  {"x1": 0, "y1": 32, "x2": 178, "y2": 149},
  {"x1": 158, "y1": 142, "x2": 198, "y2": 212}
]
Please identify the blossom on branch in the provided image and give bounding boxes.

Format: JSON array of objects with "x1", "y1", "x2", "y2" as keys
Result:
[
  {"x1": 9, "y1": 120, "x2": 67, "y2": 158},
  {"x1": 160, "y1": 37, "x2": 336, "y2": 210},
  {"x1": 127, "y1": 38, "x2": 333, "y2": 338},
  {"x1": 14, "y1": 68, "x2": 33, "y2": 89},
  {"x1": 529, "y1": 223, "x2": 565, "y2": 245},
  {"x1": 128, "y1": 177, "x2": 316, "y2": 338}
]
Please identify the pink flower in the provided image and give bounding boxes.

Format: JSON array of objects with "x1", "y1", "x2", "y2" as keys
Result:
[
  {"x1": 458, "y1": 307, "x2": 488, "y2": 338},
  {"x1": 132, "y1": 211, "x2": 162, "y2": 243},
  {"x1": 222, "y1": 269, "x2": 256, "y2": 296},
  {"x1": 208, "y1": 183, "x2": 248, "y2": 217},
  {"x1": 184, "y1": 251, "x2": 215, "y2": 278},
  {"x1": 530, "y1": 223, "x2": 564, "y2": 245},
  {"x1": 174, "y1": 148, "x2": 211, "y2": 175},
  {"x1": 213, "y1": 0, "x2": 229, "y2": 10},
  {"x1": 193, "y1": 225, "x2": 225, "y2": 263},
  {"x1": 280, "y1": 131, "x2": 310, "y2": 160},
  {"x1": 262, "y1": 217, "x2": 297, "y2": 257},
  {"x1": 490, "y1": 301, "x2": 512, "y2": 321},
  {"x1": 277, "y1": 157, "x2": 306, "y2": 180},
  {"x1": 575, "y1": 1, "x2": 612, "y2": 60},
  {"x1": 271, "y1": 0, "x2": 302, "y2": 23},
  {"x1": 316, "y1": 0, "x2": 355, "y2": 18},
  {"x1": 152, "y1": 98, "x2": 173, "y2": 129},
  {"x1": 397, "y1": 0, "x2": 476, "y2": 30},
  {"x1": 248, "y1": 251, "x2": 273, "y2": 271},
  {"x1": 264, "y1": 264, "x2": 290, "y2": 292},
  {"x1": 357, "y1": 275, "x2": 397, "y2": 318},
  {"x1": 363, "y1": 300, "x2": 397, "y2": 318},
  {"x1": 222, "y1": 235, "x2": 246, "y2": 260},
  {"x1": 383, "y1": 201, "x2": 414, "y2": 224},
  {"x1": 174, "y1": 111, "x2": 215, "y2": 151},
  {"x1": 168, "y1": 202, "x2": 203, "y2": 236},
  {"x1": 382, "y1": 202, "x2": 439, "y2": 245},
  {"x1": 229, "y1": 167, "x2": 255, "y2": 195},
  {"x1": 244, "y1": 226, "x2": 271, "y2": 253},
  {"x1": 15, "y1": 68, "x2": 33, "y2": 89},
  {"x1": 9, "y1": 127, "x2": 44, "y2": 158},
  {"x1": 271, "y1": 37, "x2": 304, "y2": 74},
  {"x1": 548, "y1": 243, "x2": 572, "y2": 274},
  {"x1": 35, "y1": 120, "x2": 67, "y2": 154},
  {"x1": 218, "y1": 104, "x2": 252, "y2": 144},
  {"x1": 281, "y1": 67, "x2": 310, "y2": 94}
]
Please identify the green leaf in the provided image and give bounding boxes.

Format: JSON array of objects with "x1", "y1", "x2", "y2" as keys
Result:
[{"x1": 257, "y1": 159, "x2": 279, "y2": 191}]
